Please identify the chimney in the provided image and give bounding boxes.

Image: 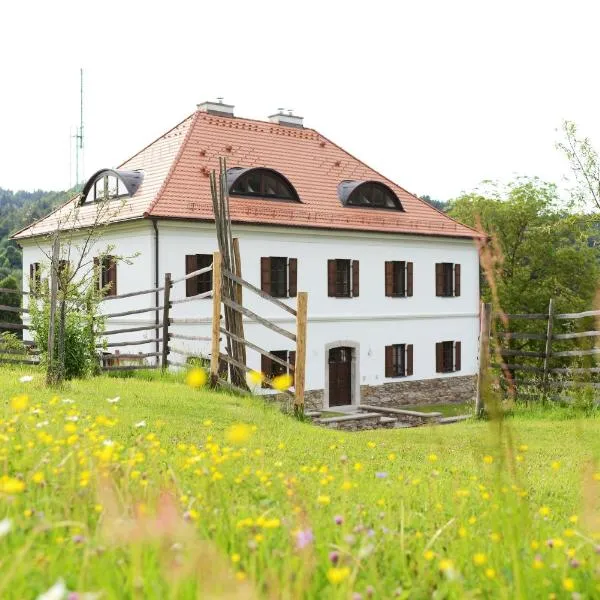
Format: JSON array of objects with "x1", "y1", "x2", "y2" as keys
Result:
[
  {"x1": 197, "y1": 98, "x2": 234, "y2": 118},
  {"x1": 268, "y1": 108, "x2": 304, "y2": 128}
]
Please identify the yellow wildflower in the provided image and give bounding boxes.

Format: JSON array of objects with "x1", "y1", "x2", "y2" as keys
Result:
[
  {"x1": 485, "y1": 568, "x2": 496, "y2": 579},
  {"x1": 226, "y1": 423, "x2": 252, "y2": 445},
  {"x1": 186, "y1": 368, "x2": 207, "y2": 388},
  {"x1": 539, "y1": 506, "x2": 551, "y2": 517},
  {"x1": 11, "y1": 394, "x2": 29, "y2": 413},
  {"x1": 423, "y1": 550, "x2": 435, "y2": 561},
  {"x1": 0, "y1": 476, "x2": 25, "y2": 494},
  {"x1": 438, "y1": 559, "x2": 454, "y2": 572},
  {"x1": 231, "y1": 553, "x2": 241, "y2": 563},
  {"x1": 327, "y1": 567, "x2": 350, "y2": 584},
  {"x1": 317, "y1": 495, "x2": 331, "y2": 505},
  {"x1": 428, "y1": 453, "x2": 438, "y2": 462},
  {"x1": 473, "y1": 553, "x2": 487, "y2": 566},
  {"x1": 562, "y1": 578, "x2": 574, "y2": 592},
  {"x1": 247, "y1": 370, "x2": 264, "y2": 386},
  {"x1": 483, "y1": 455, "x2": 494, "y2": 464},
  {"x1": 32, "y1": 472, "x2": 44, "y2": 485},
  {"x1": 272, "y1": 373, "x2": 293, "y2": 391},
  {"x1": 551, "y1": 461, "x2": 560, "y2": 471}
]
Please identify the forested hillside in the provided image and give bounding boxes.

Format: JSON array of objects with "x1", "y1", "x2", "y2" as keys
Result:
[{"x1": 0, "y1": 187, "x2": 69, "y2": 286}]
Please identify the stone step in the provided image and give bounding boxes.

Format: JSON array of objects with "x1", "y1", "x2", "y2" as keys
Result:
[
  {"x1": 305, "y1": 411, "x2": 322, "y2": 418},
  {"x1": 438, "y1": 414, "x2": 472, "y2": 425},
  {"x1": 379, "y1": 416, "x2": 397, "y2": 424},
  {"x1": 316, "y1": 412, "x2": 383, "y2": 424},
  {"x1": 359, "y1": 404, "x2": 442, "y2": 419}
]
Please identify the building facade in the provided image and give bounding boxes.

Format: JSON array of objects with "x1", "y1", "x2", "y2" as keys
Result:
[{"x1": 14, "y1": 102, "x2": 481, "y2": 410}]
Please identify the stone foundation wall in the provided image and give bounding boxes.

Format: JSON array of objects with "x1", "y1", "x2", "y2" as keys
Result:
[
  {"x1": 360, "y1": 375, "x2": 476, "y2": 408},
  {"x1": 270, "y1": 375, "x2": 475, "y2": 411},
  {"x1": 316, "y1": 415, "x2": 396, "y2": 431}
]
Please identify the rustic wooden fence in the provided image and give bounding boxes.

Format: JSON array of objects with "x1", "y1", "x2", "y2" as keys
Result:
[
  {"x1": 477, "y1": 300, "x2": 600, "y2": 409},
  {"x1": 0, "y1": 287, "x2": 40, "y2": 367},
  {"x1": 0, "y1": 252, "x2": 309, "y2": 411}
]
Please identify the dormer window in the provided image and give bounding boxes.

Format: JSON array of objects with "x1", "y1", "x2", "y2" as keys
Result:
[
  {"x1": 227, "y1": 167, "x2": 299, "y2": 201},
  {"x1": 338, "y1": 180, "x2": 403, "y2": 210},
  {"x1": 81, "y1": 169, "x2": 144, "y2": 204}
]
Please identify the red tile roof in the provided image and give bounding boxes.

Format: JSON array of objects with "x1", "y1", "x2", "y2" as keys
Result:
[{"x1": 13, "y1": 109, "x2": 480, "y2": 240}]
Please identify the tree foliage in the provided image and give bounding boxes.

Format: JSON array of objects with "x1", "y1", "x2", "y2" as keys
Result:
[{"x1": 448, "y1": 177, "x2": 600, "y2": 315}]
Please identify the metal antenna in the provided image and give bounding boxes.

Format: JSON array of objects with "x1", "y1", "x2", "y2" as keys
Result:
[
  {"x1": 217, "y1": 97, "x2": 224, "y2": 104},
  {"x1": 72, "y1": 68, "x2": 84, "y2": 188}
]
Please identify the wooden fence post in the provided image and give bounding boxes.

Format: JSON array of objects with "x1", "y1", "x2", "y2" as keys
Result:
[
  {"x1": 294, "y1": 292, "x2": 308, "y2": 416},
  {"x1": 46, "y1": 237, "x2": 59, "y2": 385},
  {"x1": 542, "y1": 298, "x2": 554, "y2": 392},
  {"x1": 210, "y1": 252, "x2": 222, "y2": 385},
  {"x1": 161, "y1": 272, "x2": 171, "y2": 370},
  {"x1": 475, "y1": 302, "x2": 492, "y2": 416}
]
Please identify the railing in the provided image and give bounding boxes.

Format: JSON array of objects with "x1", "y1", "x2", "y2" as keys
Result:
[{"x1": 0, "y1": 288, "x2": 38, "y2": 367}]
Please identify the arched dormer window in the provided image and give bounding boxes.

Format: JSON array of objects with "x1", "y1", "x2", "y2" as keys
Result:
[
  {"x1": 227, "y1": 167, "x2": 299, "y2": 201},
  {"x1": 338, "y1": 180, "x2": 403, "y2": 210},
  {"x1": 81, "y1": 169, "x2": 144, "y2": 204}
]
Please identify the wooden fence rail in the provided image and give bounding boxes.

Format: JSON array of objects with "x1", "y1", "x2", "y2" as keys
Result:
[{"x1": 478, "y1": 299, "x2": 600, "y2": 409}]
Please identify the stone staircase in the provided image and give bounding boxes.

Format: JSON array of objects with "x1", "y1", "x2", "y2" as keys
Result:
[{"x1": 310, "y1": 405, "x2": 471, "y2": 431}]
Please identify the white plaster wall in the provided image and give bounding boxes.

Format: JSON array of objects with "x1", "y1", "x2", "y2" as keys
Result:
[{"x1": 20, "y1": 219, "x2": 480, "y2": 392}]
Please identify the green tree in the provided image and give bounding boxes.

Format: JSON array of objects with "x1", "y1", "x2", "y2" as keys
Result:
[{"x1": 448, "y1": 177, "x2": 600, "y2": 315}]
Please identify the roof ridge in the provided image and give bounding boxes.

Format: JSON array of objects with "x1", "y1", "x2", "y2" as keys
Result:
[
  {"x1": 118, "y1": 111, "x2": 196, "y2": 169},
  {"x1": 312, "y1": 127, "x2": 480, "y2": 236},
  {"x1": 144, "y1": 110, "x2": 201, "y2": 217}
]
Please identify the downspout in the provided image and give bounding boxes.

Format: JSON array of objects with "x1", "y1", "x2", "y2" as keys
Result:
[{"x1": 152, "y1": 219, "x2": 160, "y2": 364}]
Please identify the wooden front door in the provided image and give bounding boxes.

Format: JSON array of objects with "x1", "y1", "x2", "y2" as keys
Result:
[{"x1": 328, "y1": 347, "x2": 352, "y2": 406}]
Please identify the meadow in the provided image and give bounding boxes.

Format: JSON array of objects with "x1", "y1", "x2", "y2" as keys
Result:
[{"x1": 0, "y1": 365, "x2": 599, "y2": 599}]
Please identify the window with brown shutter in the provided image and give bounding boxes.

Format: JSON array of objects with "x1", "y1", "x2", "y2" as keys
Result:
[
  {"x1": 385, "y1": 343, "x2": 411, "y2": 377},
  {"x1": 29, "y1": 263, "x2": 41, "y2": 292},
  {"x1": 328, "y1": 259, "x2": 358, "y2": 297},
  {"x1": 436, "y1": 340, "x2": 460, "y2": 372},
  {"x1": 57, "y1": 260, "x2": 70, "y2": 292},
  {"x1": 261, "y1": 350, "x2": 294, "y2": 388},
  {"x1": 385, "y1": 261, "x2": 413, "y2": 297},
  {"x1": 185, "y1": 254, "x2": 212, "y2": 297},
  {"x1": 260, "y1": 257, "x2": 297, "y2": 297},
  {"x1": 97, "y1": 256, "x2": 117, "y2": 297},
  {"x1": 436, "y1": 263, "x2": 460, "y2": 297}
]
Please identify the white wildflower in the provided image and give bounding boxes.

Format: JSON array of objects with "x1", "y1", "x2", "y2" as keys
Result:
[
  {"x1": 19, "y1": 375, "x2": 33, "y2": 383},
  {"x1": 61, "y1": 399, "x2": 75, "y2": 404},
  {"x1": 36, "y1": 421, "x2": 49, "y2": 429},
  {"x1": 106, "y1": 396, "x2": 120, "y2": 404},
  {"x1": 0, "y1": 518, "x2": 12, "y2": 538},
  {"x1": 65, "y1": 415, "x2": 79, "y2": 422},
  {"x1": 37, "y1": 578, "x2": 67, "y2": 600},
  {"x1": 134, "y1": 420, "x2": 146, "y2": 428},
  {"x1": 102, "y1": 440, "x2": 114, "y2": 447}
]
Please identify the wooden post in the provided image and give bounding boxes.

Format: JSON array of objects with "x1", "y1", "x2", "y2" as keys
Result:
[
  {"x1": 161, "y1": 272, "x2": 171, "y2": 370},
  {"x1": 210, "y1": 252, "x2": 222, "y2": 385},
  {"x1": 294, "y1": 292, "x2": 308, "y2": 416},
  {"x1": 542, "y1": 298, "x2": 554, "y2": 393},
  {"x1": 475, "y1": 302, "x2": 492, "y2": 416},
  {"x1": 46, "y1": 236, "x2": 59, "y2": 385},
  {"x1": 232, "y1": 238, "x2": 243, "y2": 305}
]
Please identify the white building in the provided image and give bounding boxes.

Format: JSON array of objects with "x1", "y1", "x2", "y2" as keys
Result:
[{"x1": 13, "y1": 101, "x2": 481, "y2": 410}]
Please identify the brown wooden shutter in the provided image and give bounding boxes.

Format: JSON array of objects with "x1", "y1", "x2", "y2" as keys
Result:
[
  {"x1": 454, "y1": 264, "x2": 461, "y2": 297},
  {"x1": 435, "y1": 263, "x2": 443, "y2": 296},
  {"x1": 406, "y1": 344, "x2": 413, "y2": 376},
  {"x1": 288, "y1": 258, "x2": 297, "y2": 297},
  {"x1": 406, "y1": 262, "x2": 413, "y2": 297},
  {"x1": 435, "y1": 342, "x2": 443, "y2": 373},
  {"x1": 261, "y1": 257, "x2": 271, "y2": 294},
  {"x1": 384, "y1": 261, "x2": 393, "y2": 297},
  {"x1": 327, "y1": 259, "x2": 336, "y2": 297},
  {"x1": 185, "y1": 255, "x2": 197, "y2": 297},
  {"x1": 454, "y1": 341, "x2": 461, "y2": 371},
  {"x1": 108, "y1": 257, "x2": 117, "y2": 296},
  {"x1": 385, "y1": 345, "x2": 393, "y2": 377},
  {"x1": 261, "y1": 354, "x2": 272, "y2": 389},
  {"x1": 29, "y1": 263, "x2": 34, "y2": 282},
  {"x1": 93, "y1": 257, "x2": 100, "y2": 291},
  {"x1": 352, "y1": 260, "x2": 360, "y2": 297}
]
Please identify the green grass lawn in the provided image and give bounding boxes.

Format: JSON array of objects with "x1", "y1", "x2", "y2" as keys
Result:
[{"x1": 0, "y1": 365, "x2": 599, "y2": 599}]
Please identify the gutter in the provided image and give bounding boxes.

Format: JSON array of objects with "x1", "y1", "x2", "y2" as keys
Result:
[{"x1": 152, "y1": 219, "x2": 160, "y2": 363}]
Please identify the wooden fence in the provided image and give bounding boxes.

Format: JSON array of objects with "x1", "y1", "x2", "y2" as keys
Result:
[
  {"x1": 0, "y1": 252, "x2": 309, "y2": 412},
  {"x1": 477, "y1": 299, "x2": 600, "y2": 409},
  {"x1": 0, "y1": 287, "x2": 39, "y2": 366}
]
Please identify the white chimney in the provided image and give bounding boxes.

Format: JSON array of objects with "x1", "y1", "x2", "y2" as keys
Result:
[
  {"x1": 197, "y1": 99, "x2": 234, "y2": 117},
  {"x1": 269, "y1": 109, "x2": 304, "y2": 128}
]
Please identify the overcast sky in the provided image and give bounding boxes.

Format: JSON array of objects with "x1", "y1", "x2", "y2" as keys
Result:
[{"x1": 1, "y1": 0, "x2": 598, "y2": 201}]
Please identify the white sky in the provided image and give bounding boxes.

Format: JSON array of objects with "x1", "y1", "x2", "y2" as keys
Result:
[{"x1": 1, "y1": 0, "x2": 598, "y2": 201}]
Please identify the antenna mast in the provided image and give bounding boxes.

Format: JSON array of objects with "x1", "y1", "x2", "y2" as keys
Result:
[{"x1": 72, "y1": 68, "x2": 84, "y2": 189}]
